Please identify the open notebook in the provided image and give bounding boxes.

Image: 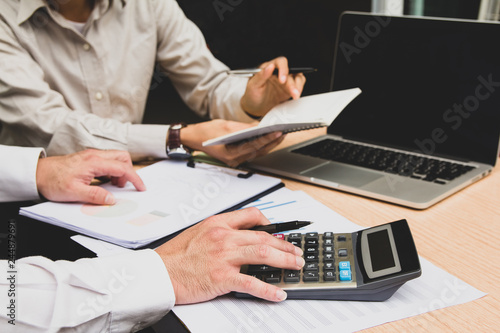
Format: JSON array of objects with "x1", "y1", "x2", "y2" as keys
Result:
[
  {"x1": 203, "y1": 88, "x2": 361, "y2": 146},
  {"x1": 20, "y1": 160, "x2": 282, "y2": 248}
]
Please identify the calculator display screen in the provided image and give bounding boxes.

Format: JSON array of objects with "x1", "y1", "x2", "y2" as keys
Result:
[
  {"x1": 361, "y1": 224, "x2": 402, "y2": 279},
  {"x1": 368, "y1": 230, "x2": 396, "y2": 271}
]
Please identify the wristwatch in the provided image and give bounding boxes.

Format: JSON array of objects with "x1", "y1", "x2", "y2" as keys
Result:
[{"x1": 166, "y1": 123, "x2": 191, "y2": 160}]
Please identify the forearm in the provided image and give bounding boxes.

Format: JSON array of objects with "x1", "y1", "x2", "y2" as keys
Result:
[
  {"x1": 45, "y1": 115, "x2": 169, "y2": 161},
  {"x1": 208, "y1": 75, "x2": 256, "y2": 122},
  {"x1": 0, "y1": 250, "x2": 175, "y2": 332}
]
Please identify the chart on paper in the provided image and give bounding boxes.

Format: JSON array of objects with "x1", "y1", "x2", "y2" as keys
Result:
[{"x1": 20, "y1": 160, "x2": 282, "y2": 248}]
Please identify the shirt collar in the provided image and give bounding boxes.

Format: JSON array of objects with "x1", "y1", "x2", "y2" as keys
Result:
[
  {"x1": 16, "y1": 0, "x2": 126, "y2": 26},
  {"x1": 17, "y1": 0, "x2": 46, "y2": 25}
]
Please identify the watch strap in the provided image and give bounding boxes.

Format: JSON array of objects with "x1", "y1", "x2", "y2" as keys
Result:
[{"x1": 167, "y1": 123, "x2": 191, "y2": 159}]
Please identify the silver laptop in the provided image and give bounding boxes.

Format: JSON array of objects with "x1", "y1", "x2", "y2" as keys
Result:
[{"x1": 247, "y1": 12, "x2": 500, "y2": 209}]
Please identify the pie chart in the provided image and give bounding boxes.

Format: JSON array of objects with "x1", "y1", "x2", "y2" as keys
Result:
[{"x1": 81, "y1": 199, "x2": 138, "y2": 218}]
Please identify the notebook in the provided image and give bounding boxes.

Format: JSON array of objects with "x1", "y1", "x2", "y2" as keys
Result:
[
  {"x1": 247, "y1": 12, "x2": 500, "y2": 209},
  {"x1": 203, "y1": 88, "x2": 361, "y2": 146}
]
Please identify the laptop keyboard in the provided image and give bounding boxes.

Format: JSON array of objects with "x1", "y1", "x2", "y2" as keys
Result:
[{"x1": 292, "y1": 139, "x2": 475, "y2": 184}]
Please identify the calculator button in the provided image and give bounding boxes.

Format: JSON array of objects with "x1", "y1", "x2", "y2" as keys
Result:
[
  {"x1": 305, "y1": 232, "x2": 319, "y2": 240},
  {"x1": 284, "y1": 270, "x2": 300, "y2": 283},
  {"x1": 306, "y1": 239, "x2": 319, "y2": 246},
  {"x1": 303, "y1": 271, "x2": 319, "y2": 282},
  {"x1": 339, "y1": 261, "x2": 351, "y2": 270},
  {"x1": 289, "y1": 240, "x2": 301, "y2": 247},
  {"x1": 324, "y1": 270, "x2": 336, "y2": 281},
  {"x1": 264, "y1": 273, "x2": 281, "y2": 284},
  {"x1": 323, "y1": 232, "x2": 334, "y2": 238},
  {"x1": 274, "y1": 234, "x2": 285, "y2": 240},
  {"x1": 339, "y1": 269, "x2": 352, "y2": 281},
  {"x1": 323, "y1": 261, "x2": 335, "y2": 270},
  {"x1": 338, "y1": 249, "x2": 348, "y2": 257},
  {"x1": 288, "y1": 233, "x2": 302, "y2": 239},
  {"x1": 304, "y1": 262, "x2": 319, "y2": 271},
  {"x1": 305, "y1": 254, "x2": 319, "y2": 262},
  {"x1": 324, "y1": 253, "x2": 334, "y2": 261},
  {"x1": 337, "y1": 235, "x2": 347, "y2": 242},
  {"x1": 323, "y1": 238, "x2": 333, "y2": 245},
  {"x1": 305, "y1": 246, "x2": 318, "y2": 255},
  {"x1": 324, "y1": 245, "x2": 334, "y2": 254},
  {"x1": 247, "y1": 265, "x2": 280, "y2": 273}
]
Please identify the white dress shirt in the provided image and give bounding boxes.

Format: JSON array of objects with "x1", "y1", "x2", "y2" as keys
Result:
[
  {"x1": 0, "y1": 0, "x2": 252, "y2": 161},
  {"x1": 0, "y1": 250, "x2": 175, "y2": 333},
  {"x1": 0, "y1": 145, "x2": 44, "y2": 202},
  {"x1": 0, "y1": 144, "x2": 176, "y2": 332}
]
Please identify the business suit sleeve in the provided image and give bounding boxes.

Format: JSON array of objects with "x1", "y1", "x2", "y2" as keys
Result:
[{"x1": 0, "y1": 249, "x2": 175, "y2": 332}]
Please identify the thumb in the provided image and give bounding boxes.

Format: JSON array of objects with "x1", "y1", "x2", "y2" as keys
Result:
[
  {"x1": 252, "y1": 63, "x2": 274, "y2": 86},
  {"x1": 77, "y1": 184, "x2": 116, "y2": 205}
]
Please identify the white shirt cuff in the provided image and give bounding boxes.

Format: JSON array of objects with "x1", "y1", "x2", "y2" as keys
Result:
[
  {"x1": 106, "y1": 249, "x2": 176, "y2": 331},
  {"x1": 0, "y1": 145, "x2": 44, "y2": 202}
]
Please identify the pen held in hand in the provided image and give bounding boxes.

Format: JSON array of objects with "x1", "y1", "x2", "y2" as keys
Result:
[
  {"x1": 251, "y1": 220, "x2": 312, "y2": 234},
  {"x1": 228, "y1": 67, "x2": 317, "y2": 77}
]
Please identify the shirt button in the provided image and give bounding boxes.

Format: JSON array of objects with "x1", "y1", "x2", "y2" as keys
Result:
[
  {"x1": 95, "y1": 92, "x2": 103, "y2": 101},
  {"x1": 83, "y1": 43, "x2": 90, "y2": 51}
]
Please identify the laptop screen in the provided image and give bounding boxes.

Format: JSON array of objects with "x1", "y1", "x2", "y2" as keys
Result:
[{"x1": 329, "y1": 13, "x2": 500, "y2": 166}]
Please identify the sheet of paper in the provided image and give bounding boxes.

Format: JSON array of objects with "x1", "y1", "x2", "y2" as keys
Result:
[
  {"x1": 20, "y1": 160, "x2": 281, "y2": 248},
  {"x1": 202, "y1": 88, "x2": 361, "y2": 146},
  {"x1": 71, "y1": 235, "x2": 132, "y2": 257},
  {"x1": 174, "y1": 258, "x2": 484, "y2": 333},
  {"x1": 173, "y1": 190, "x2": 486, "y2": 332}
]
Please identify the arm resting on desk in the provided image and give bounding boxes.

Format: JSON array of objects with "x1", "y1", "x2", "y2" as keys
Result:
[{"x1": 0, "y1": 249, "x2": 174, "y2": 332}]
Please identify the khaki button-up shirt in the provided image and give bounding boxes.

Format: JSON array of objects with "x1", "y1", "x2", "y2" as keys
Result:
[{"x1": 0, "y1": 0, "x2": 252, "y2": 160}]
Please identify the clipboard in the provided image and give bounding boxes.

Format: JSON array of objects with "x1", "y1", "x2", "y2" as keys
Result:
[
  {"x1": 20, "y1": 159, "x2": 285, "y2": 249},
  {"x1": 140, "y1": 180, "x2": 285, "y2": 249}
]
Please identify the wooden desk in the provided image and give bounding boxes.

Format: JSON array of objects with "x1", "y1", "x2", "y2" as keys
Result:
[{"x1": 271, "y1": 129, "x2": 500, "y2": 332}]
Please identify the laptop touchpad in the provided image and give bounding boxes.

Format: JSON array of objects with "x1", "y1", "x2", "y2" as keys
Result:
[{"x1": 301, "y1": 162, "x2": 383, "y2": 187}]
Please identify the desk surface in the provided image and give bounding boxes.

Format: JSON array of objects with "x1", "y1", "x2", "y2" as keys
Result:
[
  {"x1": 269, "y1": 128, "x2": 500, "y2": 332},
  {"x1": 4, "y1": 129, "x2": 497, "y2": 332}
]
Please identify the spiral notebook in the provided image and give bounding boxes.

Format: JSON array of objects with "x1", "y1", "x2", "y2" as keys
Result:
[{"x1": 202, "y1": 88, "x2": 361, "y2": 146}]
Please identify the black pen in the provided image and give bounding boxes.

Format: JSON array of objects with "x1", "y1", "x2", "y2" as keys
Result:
[
  {"x1": 251, "y1": 220, "x2": 312, "y2": 234},
  {"x1": 228, "y1": 67, "x2": 317, "y2": 77}
]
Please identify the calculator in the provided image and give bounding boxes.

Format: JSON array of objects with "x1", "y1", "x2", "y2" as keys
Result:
[{"x1": 236, "y1": 219, "x2": 421, "y2": 301}]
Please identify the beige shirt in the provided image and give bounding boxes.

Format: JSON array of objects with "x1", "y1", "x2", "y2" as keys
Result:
[{"x1": 0, "y1": 0, "x2": 252, "y2": 160}]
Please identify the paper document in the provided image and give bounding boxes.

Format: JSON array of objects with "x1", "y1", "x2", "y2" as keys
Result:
[
  {"x1": 203, "y1": 88, "x2": 361, "y2": 146},
  {"x1": 20, "y1": 160, "x2": 282, "y2": 248},
  {"x1": 173, "y1": 189, "x2": 486, "y2": 332}
]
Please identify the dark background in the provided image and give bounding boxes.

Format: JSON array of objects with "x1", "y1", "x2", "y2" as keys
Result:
[
  {"x1": 143, "y1": 0, "x2": 372, "y2": 125},
  {"x1": 143, "y1": 0, "x2": 482, "y2": 127},
  {"x1": 0, "y1": 0, "x2": 483, "y2": 133}
]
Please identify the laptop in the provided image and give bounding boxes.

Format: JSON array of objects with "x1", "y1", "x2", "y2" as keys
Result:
[{"x1": 247, "y1": 12, "x2": 500, "y2": 209}]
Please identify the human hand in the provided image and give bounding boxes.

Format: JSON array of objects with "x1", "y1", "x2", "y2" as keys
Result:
[
  {"x1": 155, "y1": 207, "x2": 305, "y2": 304},
  {"x1": 36, "y1": 149, "x2": 146, "y2": 204},
  {"x1": 240, "y1": 56, "x2": 307, "y2": 118},
  {"x1": 180, "y1": 119, "x2": 285, "y2": 167}
]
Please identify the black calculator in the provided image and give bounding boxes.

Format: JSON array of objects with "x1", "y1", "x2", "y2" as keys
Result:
[{"x1": 236, "y1": 219, "x2": 421, "y2": 301}]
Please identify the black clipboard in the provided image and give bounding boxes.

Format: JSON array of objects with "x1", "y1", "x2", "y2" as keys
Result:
[{"x1": 138, "y1": 181, "x2": 285, "y2": 249}]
